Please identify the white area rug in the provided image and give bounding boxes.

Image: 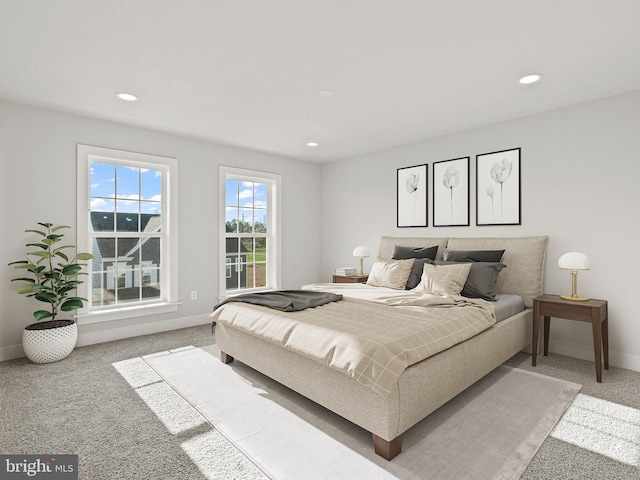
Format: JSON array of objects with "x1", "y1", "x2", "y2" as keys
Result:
[{"x1": 144, "y1": 345, "x2": 581, "y2": 480}]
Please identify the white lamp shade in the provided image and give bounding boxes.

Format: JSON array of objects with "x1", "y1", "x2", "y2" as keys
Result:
[
  {"x1": 352, "y1": 246, "x2": 370, "y2": 258},
  {"x1": 558, "y1": 252, "x2": 591, "y2": 270}
]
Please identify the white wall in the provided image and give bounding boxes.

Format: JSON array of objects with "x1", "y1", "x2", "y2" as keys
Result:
[
  {"x1": 0, "y1": 100, "x2": 322, "y2": 360},
  {"x1": 321, "y1": 89, "x2": 640, "y2": 372},
  {"x1": 3, "y1": 91, "x2": 640, "y2": 371}
]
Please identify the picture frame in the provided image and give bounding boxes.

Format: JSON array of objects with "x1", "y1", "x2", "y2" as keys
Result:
[
  {"x1": 476, "y1": 148, "x2": 521, "y2": 226},
  {"x1": 397, "y1": 164, "x2": 428, "y2": 227},
  {"x1": 433, "y1": 156, "x2": 470, "y2": 227}
]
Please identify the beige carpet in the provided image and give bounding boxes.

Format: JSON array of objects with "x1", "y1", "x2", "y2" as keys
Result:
[{"x1": 143, "y1": 345, "x2": 581, "y2": 480}]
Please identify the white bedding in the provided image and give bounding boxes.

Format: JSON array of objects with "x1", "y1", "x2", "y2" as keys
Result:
[
  {"x1": 492, "y1": 294, "x2": 525, "y2": 322},
  {"x1": 303, "y1": 283, "x2": 524, "y2": 322},
  {"x1": 211, "y1": 288, "x2": 496, "y2": 396}
]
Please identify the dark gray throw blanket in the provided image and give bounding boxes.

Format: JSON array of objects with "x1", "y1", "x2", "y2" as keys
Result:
[{"x1": 213, "y1": 290, "x2": 343, "y2": 312}]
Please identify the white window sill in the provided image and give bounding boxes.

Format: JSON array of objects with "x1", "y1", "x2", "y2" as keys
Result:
[
  {"x1": 219, "y1": 287, "x2": 277, "y2": 302},
  {"x1": 75, "y1": 302, "x2": 181, "y2": 325}
]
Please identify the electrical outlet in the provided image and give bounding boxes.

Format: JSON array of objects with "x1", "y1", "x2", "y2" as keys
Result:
[{"x1": 190, "y1": 291, "x2": 197, "y2": 301}]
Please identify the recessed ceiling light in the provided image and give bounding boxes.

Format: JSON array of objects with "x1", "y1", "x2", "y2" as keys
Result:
[
  {"x1": 306, "y1": 142, "x2": 319, "y2": 147},
  {"x1": 116, "y1": 92, "x2": 139, "y2": 102},
  {"x1": 318, "y1": 89, "x2": 334, "y2": 98},
  {"x1": 519, "y1": 74, "x2": 542, "y2": 85}
]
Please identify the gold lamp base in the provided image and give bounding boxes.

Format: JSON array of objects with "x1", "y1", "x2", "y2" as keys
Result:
[
  {"x1": 561, "y1": 269, "x2": 589, "y2": 301},
  {"x1": 560, "y1": 294, "x2": 590, "y2": 301}
]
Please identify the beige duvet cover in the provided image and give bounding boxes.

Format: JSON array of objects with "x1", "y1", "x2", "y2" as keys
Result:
[{"x1": 210, "y1": 286, "x2": 495, "y2": 396}]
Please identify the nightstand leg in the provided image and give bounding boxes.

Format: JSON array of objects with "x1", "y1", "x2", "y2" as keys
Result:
[
  {"x1": 592, "y1": 317, "x2": 603, "y2": 383},
  {"x1": 602, "y1": 316, "x2": 609, "y2": 370},
  {"x1": 543, "y1": 316, "x2": 550, "y2": 356}
]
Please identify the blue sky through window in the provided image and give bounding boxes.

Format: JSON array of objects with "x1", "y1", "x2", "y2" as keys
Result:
[
  {"x1": 91, "y1": 163, "x2": 162, "y2": 206},
  {"x1": 225, "y1": 180, "x2": 268, "y2": 231},
  {"x1": 90, "y1": 162, "x2": 163, "y2": 224}
]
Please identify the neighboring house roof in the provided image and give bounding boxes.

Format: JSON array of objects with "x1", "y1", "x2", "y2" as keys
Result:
[
  {"x1": 226, "y1": 237, "x2": 250, "y2": 254},
  {"x1": 90, "y1": 212, "x2": 160, "y2": 233},
  {"x1": 89, "y1": 212, "x2": 162, "y2": 264}
]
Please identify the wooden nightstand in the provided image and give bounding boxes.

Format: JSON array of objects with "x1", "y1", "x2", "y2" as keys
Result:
[
  {"x1": 532, "y1": 294, "x2": 609, "y2": 382},
  {"x1": 332, "y1": 274, "x2": 368, "y2": 284}
]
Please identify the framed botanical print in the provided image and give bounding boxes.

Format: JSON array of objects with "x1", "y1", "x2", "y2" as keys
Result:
[
  {"x1": 433, "y1": 156, "x2": 469, "y2": 227},
  {"x1": 476, "y1": 148, "x2": 521, "y2": 225},
  {"x1": 397, "y1": 164, "x2": 428, "y2": 227}
]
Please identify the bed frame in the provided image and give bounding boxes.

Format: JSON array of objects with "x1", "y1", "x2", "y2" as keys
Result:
[{"x1": 216, "y1": 236, "x2": 548, "y2": 460}]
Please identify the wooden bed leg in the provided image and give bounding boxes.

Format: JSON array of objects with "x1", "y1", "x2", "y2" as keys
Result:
[
  {"x1": 220, "y1": 351, "x2": 234, "y2": 364},
  {"x1": 373, "y1": 433, "x2": 402, "y2": 460}
]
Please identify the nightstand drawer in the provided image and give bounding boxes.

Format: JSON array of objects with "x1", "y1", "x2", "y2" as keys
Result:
[{"x1": 332, "y1": 275, "x2": 368, "y2": 284}]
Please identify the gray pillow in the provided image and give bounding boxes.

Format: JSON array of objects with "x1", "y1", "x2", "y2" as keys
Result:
[
  {"x1": 443, "y1": 249, "x2": 505, "y2": 263},
  {"x1": 436, "y1": 261, "x2": 506, "y2": 301},
  {"x1": 391, "y1": 245, "x2": 438, "y2": 260},
  {"x1": 392, "y1": 245, "x2": 438, "y2": 289},
  {"x1": 403, "y1": 258, "x2": 435, "y2": 290}
]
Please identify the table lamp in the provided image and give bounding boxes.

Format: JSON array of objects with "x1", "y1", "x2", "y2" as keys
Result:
[
  {"x1": 558, "y1": 252, "x2": 591, "y2": 301},
  {"x1": 352, "y1": 246, "x2": 370, "y2": 276}
]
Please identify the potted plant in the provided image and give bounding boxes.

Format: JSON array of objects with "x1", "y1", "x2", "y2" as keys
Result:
[{"x1": 8, "y1": 222, "x2": 93, "y2": 363}]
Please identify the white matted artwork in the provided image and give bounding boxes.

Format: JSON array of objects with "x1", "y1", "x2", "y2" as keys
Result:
[
  {"x1": 476, "y1": 148, "x2": 521, "y2": 225},
  {"x1": 397, "y1": 164, "x2": 428, "y2": 227},
  {"x1": 433, "y1": 157, "x2": 469, "y2": 227}
]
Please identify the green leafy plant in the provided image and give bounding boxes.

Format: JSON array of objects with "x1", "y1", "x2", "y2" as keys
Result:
[{"x1": 8, "y1": 223, "x2": 93, "y2": 322}]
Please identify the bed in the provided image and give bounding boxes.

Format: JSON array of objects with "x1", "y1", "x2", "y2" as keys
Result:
[{"x1": 210, "y1": 235, "x2": 548, "y2": 460}]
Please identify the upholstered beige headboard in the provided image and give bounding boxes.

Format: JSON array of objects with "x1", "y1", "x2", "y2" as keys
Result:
[
  {"x1": 378, "y1": 237, "x2": 450, "y2": 261},
  {"x1": 378, "y1": 236, "x2": 549, "y2": 308}
]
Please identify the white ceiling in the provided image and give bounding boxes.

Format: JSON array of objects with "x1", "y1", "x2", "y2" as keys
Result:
[{"x1": 1, "y1": 1, "x2": 639, "y2": 163}]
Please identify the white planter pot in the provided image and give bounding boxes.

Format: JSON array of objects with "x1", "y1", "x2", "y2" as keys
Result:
[{"x1": 23, "y1": 320, "x2": 78, "y2": 364}]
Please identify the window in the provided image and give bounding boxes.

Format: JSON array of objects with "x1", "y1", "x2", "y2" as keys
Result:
[
  {"x1": 76, "y1": 145, "x2": 178, "y2": 323},
  {"x1": 220, "y1": 166, "x2": 281, "y2": 298}
]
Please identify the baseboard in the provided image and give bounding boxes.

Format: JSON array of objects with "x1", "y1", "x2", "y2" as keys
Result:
[
  {"x1": 76, "y1": 314, "x2": 210, "y2": 347},
  {"x1": 0, "y1": 314, "x2": 210, "y2": 362},
  {"x1": 548, "y1": 339, "x2": 640, "y2": 373},
  {"x1": 0, "y1": 344, "x2": 27, "y2": 362}
]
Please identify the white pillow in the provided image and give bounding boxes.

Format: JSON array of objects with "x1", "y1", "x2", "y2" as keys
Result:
[
  {"x1": 366, "y1": 259, "x2": 415, "y2": 290},
  {"x1": 412, "y1": 262, "x2": 472, "y2": 296}
]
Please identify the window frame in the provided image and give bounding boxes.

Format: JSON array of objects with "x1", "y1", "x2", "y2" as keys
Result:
[
  {"x1": 76, "y1": 144, "x2": 179, "y2": 324},
  {"x1": 219, "y1": 166, "x2": 281, "y2": 299}
]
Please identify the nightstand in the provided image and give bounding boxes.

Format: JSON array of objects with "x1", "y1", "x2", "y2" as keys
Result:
[
  {"x1": 332, "y1": 275, "x2": 368, "y2": 284},
  {"x1": 532, "y1": 294, "x2": 609, "y2": 382}
]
